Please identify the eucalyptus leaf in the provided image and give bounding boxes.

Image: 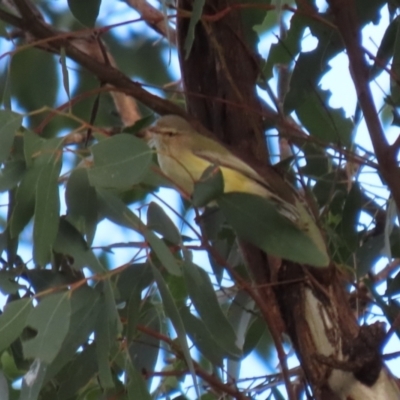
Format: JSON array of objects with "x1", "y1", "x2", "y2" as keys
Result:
[
  {"x1": 151, "y1": 263, "x2": 199, "y2": 397},
  {"x1": 182, "y1": 259, "x2": 241, "y2": 359},
  {"x1": 67, "y1": 0, "x2": 101, "y2": 27},
  {"x1": 218, "y1": 193, "x2": 329, "y2": 267},
  {"x1": 0, "y1": 298, "x2": 33, "y2": 354},
  {"x1": 180, "y1": 306, "x2": 225, "y2": 366},
  {"x1": 53, "y1": 218, "x2": 104, "y2": 274},
  {"x1": 184, "y1": 0, "x2": 205, "y2": 58},
  {"x1": 192, "y1": 166, "x2": 224, "y2": 207},
  {"x1": 44, "y1": 286, "x2": 101, "y2": 383},
  {"x1": 147, "y1": 201, "x2": 181, "y2": 245},
  {"x1": 97, "y1": 189, "x2": 181, "y2": 275},
  {"x1": 0, "y1": 110, "x2": 22, "y2": 164},
  {"x1": 88, "y1": 134, "x2": 152, "y2": 189},
  {"x1": 65, "y1": 167, "x2": 97, "y2": 245},
  {"x1": 23, "y1": 292, "x2": 71, "y2": 364}
]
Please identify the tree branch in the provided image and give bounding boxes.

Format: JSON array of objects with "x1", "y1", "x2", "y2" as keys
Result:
[
  {"x1": 328, "y1": 0, "x2": 400, "y2": 210},
  {"x1": 8, "y1": 0, "x2": 187, "y2": 118},
  {"x1": 125, "y1": 0, "x2": 177, "y2": 43}
]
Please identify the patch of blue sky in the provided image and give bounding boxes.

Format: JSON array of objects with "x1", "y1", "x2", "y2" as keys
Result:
[{"x1": 161, "y1": 47, "x2": 181, "y2": 81}]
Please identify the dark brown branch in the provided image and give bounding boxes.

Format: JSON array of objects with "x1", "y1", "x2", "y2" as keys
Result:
[
  {"x1": 328, "y1": 0, "x2": 400, "y2": 211},
  {"x1": 137, "y1": 324, "x2": 250, "y2": 399},
  {"x1": 125, "y1": 0, "x2": 177, "y2": 43},
  {"x1": 7, "y1": 0, "x2": 186, "y2": 118}
]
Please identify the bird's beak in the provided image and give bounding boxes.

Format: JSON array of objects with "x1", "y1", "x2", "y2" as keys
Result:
[{"x1": 141, "y1": 126, "x2": 160, "y2": 147}]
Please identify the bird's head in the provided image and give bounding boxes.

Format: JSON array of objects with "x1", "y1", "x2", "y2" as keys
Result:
[{"x1": 146, "y1": 115, "x2": 195, "y2": 152}]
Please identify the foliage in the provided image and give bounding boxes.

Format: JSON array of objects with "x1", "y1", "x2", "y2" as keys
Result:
[{"x1": 0, "y1": 0, "x2": 399, "y2": 399}]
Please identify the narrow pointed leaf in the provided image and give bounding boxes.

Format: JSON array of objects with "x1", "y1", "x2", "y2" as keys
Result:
[
  {"x1": 23, "y1": 292, "x2": 71, "y2": 364},
  {"x1": 53, "y1": 218, "x2": 104, "y2": 273},
  {"x1": 192, "y1": 166, "x2": 224, "y2": 207},
  {"x1": 0, "y1": 298, "x2": 33, "y2": 353},
  {"x1": 296, "y1": 88, "x2": 353, "y2": 146},
  {"x1": 65, "y1": 168, "x2": 97, "y2": 245},
  {"x1": 218, "y1": 193, "x2": 329, "y2": 267},
  {"x1": 33, "y1": 138, "x2": 63, "y2": 266},
  {"x1": 97, "y1": 189, "x2": 181, "y2": 275},
  {"x1": 0, "y1": 110, "x2": 22, "y2": 164},
  {"x1": 88, "y1": 134, "x2": 152, "y2": 189},
  {"x1": 182, "y1": 259, "x2": 241, "y2": 359},
  {"x1": 184, "y1": 0, "x2": 205, "y2": 58},
  {"x1": 67, "y1": 0, "x2": 101, "y2": 27},
  {"x1": 10, "y1": 167, "x2": 40, "y2": 237},
  {"x1": 126, "y1": 356, "x2": 152, "y2": 400},
  {"x1": 147, "y1": 202, "x2": 181, "y2": 244},
  {"x1": 44, "y1": 286, "x2": 101, "y2": 383},
  {"x1": 151, "y1": 263, "x2": 199, "y2": 397},
  {"x1": 180, "y1": 307, "x2": 225, "y2": 366},
  {"x1": 19, "y1": 359, "x2": 47, "y2": 400}
]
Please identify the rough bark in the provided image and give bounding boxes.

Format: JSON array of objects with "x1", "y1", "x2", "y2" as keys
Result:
[{"x1": 176, "y1": 1, "x2": 400, "y2": 399}]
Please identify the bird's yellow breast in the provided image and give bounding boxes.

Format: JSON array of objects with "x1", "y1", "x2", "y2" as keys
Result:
[{"x1": 157, "y1": 149, "x2": 269, "y2": 198}]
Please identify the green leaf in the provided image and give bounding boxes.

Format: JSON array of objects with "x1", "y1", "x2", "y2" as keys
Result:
[
  {"x1": 0, "y1": 159, "x2": 25, "y2": 192},
  {"x1": 24, "y1": 270, "x2": 75, "y2": 294},
  {"x1": 147, "y1": 202, "x2": 181, "y2": 245},
  {"x1": 226, "y1": 291, "x2": 254, "y2": 379},
  {"x1": 0, "y1": 110, "x2": 22, "y2": 164},
  {"x1": 88, "y1": 134, "x2": 152, "y2": 189},
  {"x1": 180, "y1": 307, "x2": 225, "y2": 366},
  {"x1": 55, "y1": 345, "x2": 98, "y2": 400},
  {"x1": 284, "y1": 17, "x2": 343, "y2": 113},
  {"x1": 336, "y1": 184, "x2": 363, "y2": 260},
  {"x1": 94, "y1": 281, "x2": 121, "y2": 389},
  {"x1": 122, "y1": 114, "x2": 155, "y2": 134},
  {"x1": 0, "y1": 298, "x2": 33, "y2": 353},
  {"x1": 182, "y1": 259, "x2": 241, "y2": 359},
  {"x1": 192, "y1": 166, "x2": 224, "y2": 207},
  {"x1": 0, "y1": 271, "x2": 25, "y2": 295},
  {"x1": 243, "y1": 317, "x2": 267, "y2": 357},
  {"x1": 128, "y1": 302, "x2": 160, "y2": 378},
  {"x1": 97, "y1": 189, "x2": 181, "y2": 275},
  {"x1": 184, "y1": 0, "x2": 205, "y2": 58},
  {"x1": 370, "y1": 15, "x2": 400, "y2": 79},
  {"x1": 60, "y1": 47, "x2": 70, "y2": 105},
  {"x1": 218, "y1": 193, "x2": 329, "y2": 267},
  {"x1": 151, "y1": 263, "x2": 199, "y2": 397},
  {"x1": 355, "y1": 234, "x2": 384, "y2": 277},
  {"x1": 126, "y1": 356, "x2": 152, "y2": 400},
  {"x1": 67, "y1": 0, "x2": 101, "y2": 27},
  {"x1": 300, "y1": 143, "x2": 330, "y2": 179},
  {"x1": 19, "y1": 359, "x2": 48, "y2": 400},
  {"x1": 10, "y1": 167, "x2": 40, "y2": 237},
  {"x1": 113, "y1": 263, "x2": 153, "y2": 302},
  {"x1": 296, "y1": 88, "x2": 354, "y2": 147},
  {"x1": 240, "y1": 0, "x2": 272, "y2": 52},
  {"x1": 33, "y1": 151, "x2": 62, "y2": 266},
  {"x1": 10, "y1": 49, "x2": 58, "y2": 114},
  {"x1": 23, "y1": 130, "x2": 44, "y2": 168},
  {"x1": 44, "y1": 287, "x2": 101, "y2": 384},
  {"x1": 261, "y1": 13, "x2": 305, "y2": 81},
  {"x1": 53, "y1": 218, "x2": 105, "y2": 274},
  {"x1": 0, "y1": 371, "x2": 8, "y2": 400},
  {"x1": 355, "y1": 0, "x2": 386, "y2": 26},
  {"x1": 391, "y1": 18, "x2": 400, "y2": 105},
  {"x1": 65, "y1": 168, "x2": 97, "y2": 245},
  {"x1": 23, "y1": 292, "x2": 71, "y2": 364}
]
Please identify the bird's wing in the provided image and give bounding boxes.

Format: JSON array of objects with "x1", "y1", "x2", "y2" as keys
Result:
[
  {"x1": 193, "y1": 147, "x2": 270, "y2": 188},
  {"x1": 195, "y1": 146, "x2": 302, "y2": 219}
]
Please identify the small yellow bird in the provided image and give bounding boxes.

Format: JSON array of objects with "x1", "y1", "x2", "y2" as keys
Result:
[
  {"x1": 148, "y1": 115, "x2": 299, "y2": 218},
  {"x1": 147, "y1": 115, "x2": 328, "y2": 266}
]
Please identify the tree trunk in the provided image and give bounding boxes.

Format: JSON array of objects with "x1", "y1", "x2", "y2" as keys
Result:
[{"x1": 176, "y1": 1, "x2": 400, "y2": 398}]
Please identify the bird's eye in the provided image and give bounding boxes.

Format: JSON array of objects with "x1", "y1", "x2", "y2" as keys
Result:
[{"x1": 167, "y1": 132, "x2": 175, "y2": 137}]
